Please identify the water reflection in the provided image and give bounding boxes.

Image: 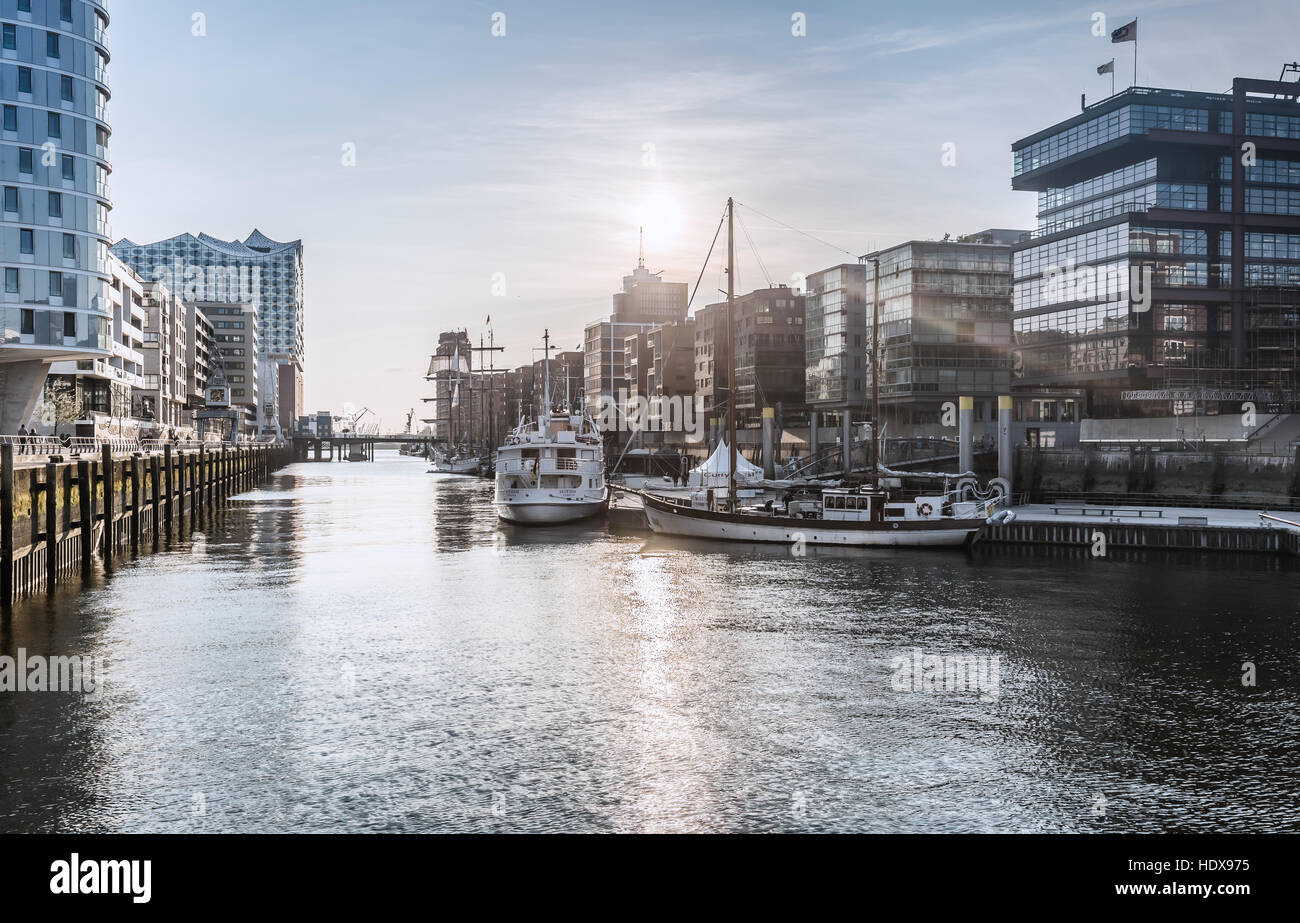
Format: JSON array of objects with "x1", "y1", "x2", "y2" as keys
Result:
[{"x1": 0, "y1": 450, "x2": 1297, "y2": 832}]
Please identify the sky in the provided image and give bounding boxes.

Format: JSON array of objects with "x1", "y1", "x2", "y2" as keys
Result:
[{"x1": 105, "y1": 0, "x2": 1300, "y2": 430}]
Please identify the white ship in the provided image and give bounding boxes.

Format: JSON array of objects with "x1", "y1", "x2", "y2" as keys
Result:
[
  {"x1": 429, "y1": 450, "x2": 481, "y2": 475},
  {"x1": 494, "y1": 330, "x2": 607, "y2": 524}
]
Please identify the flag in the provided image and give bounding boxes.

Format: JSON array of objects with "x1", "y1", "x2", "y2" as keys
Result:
[
  {"x1": 1098, "y1": 59, "x2": 1114, "y2": 75},
  {"x1": 1111, "y1": 20, "x2": 1136, "y2": 43}
]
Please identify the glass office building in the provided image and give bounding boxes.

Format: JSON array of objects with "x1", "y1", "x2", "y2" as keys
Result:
[
  {"x1": 803, "y1": 262, "x2": 867, "y2": 412},
  {"x1": 863, "y1": 237, "x2": 1016, "y2": 431},
  {"x1": 1, "y1": 0, "x2": 114, "y2": 430},
  {"x1": 1011, "y1": 79, "x2": 1300, "y2": 418}
]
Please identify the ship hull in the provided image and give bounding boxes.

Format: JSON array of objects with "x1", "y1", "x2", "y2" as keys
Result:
[
  {"x1": 642, "y1": 492, "x2": 981, "y2": 548},
  {"x1": 429, "y1": 459, "x2": 480, "y2": 475},
  {"x1": 495, "y1": 496, "x2": 605, "y2": 524}
]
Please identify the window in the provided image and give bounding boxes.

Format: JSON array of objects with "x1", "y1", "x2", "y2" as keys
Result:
[
  {"x1": 18, "y1": 0, "x2": 31, "y2": 12},
  {"x1": 2, "y1": 24, "x2": 15, "y2": 50},
  {"x1": 49, "y1": 270, "x2": 62, "y2": 294},
  {"x1": 47, "y1": 112, "x2": 60, "y2": 137},
  {"x1": 46, "y1": 32, "x2": 59, "y2": 59},
  {"x1": 4, "y1": 268, "x2": 18, "y2": 293},
  {"x1": 19, "y1": 148, "x2": 32, "y2": 173},
  {"x1": 18, "y1": 67, "x2": 32, "y2": 94},
  {"x1": 61, "y1": 76, "x2": 73, "y2": 102},
  {"x1": 3, "y1": 186, "x2": 16, "y2": 212},
  {"x1": 62, "y1": 233, "x2": 75, "y2": 259},
  {"x1": 61, "y1": 154, "x2": 74, "y2": 180},
  {"x1": 61, "y1": 0, "x2": 73, "y2": 22},
  {"x1": 48, "y1": 191, "x2": 61, "y2": 217},
  {"x1": 19, "y1": 229, "x2": 33, "y2": 253},
  {"x1": 2, "y1": 105, "x2": 15, "y2": 132},
  {"x1": 63, "y1": 311, "x2": 76, "y2": 338},
  {"x1": 21, "y1": 308, "x2": 34, "y2": 334}
]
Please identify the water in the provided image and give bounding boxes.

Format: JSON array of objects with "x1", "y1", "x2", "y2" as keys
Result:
[{"x1": 2, "y1": 451, "x2": 1297, "y2": 833}]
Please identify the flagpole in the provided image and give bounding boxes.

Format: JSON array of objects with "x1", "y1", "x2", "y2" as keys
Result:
[
  {"x1": 1111, "y1": 59, "x2": 1115, "y2": 96},
  {"x1": 1133, "y1": 18, "x2": 1138, "y2": 87}
]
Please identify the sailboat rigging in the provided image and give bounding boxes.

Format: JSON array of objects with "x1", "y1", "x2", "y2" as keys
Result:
[{"x1": 640, "y1": 197, "x2": 1007, "y2": 548}]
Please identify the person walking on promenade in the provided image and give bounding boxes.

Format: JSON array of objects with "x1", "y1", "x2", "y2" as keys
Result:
[{"x1": 16, "y1": 424, "x2": 28, "y2": 455}]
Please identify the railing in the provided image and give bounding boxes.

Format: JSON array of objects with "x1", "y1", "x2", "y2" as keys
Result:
[
  {"x1": 0, "y1": 433, "x2": 225, "y2": 458},
  {"x1": 1044, "y1": 491, "x2": 1300, "y2": 513}
]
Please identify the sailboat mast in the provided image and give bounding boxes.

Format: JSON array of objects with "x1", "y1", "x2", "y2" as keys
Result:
[
  {"x1": 542, "y1": 328, "x2": 551, "y2": 422},
  {"x1": 726, "y1": 197, "x2": 738, "y2": 506}
]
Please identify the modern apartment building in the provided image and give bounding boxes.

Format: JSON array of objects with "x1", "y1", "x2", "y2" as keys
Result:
[
  {"x1": 1, "y1": 0, "x2": 115, "y2": 431},
  {"x1": 645, "y1": 317, "x2": 695, "y2": 428},
  {"x1": 112, "y1": 229, "x2": 305, "y2": 435},
  {"x1": 692, "y1": 300, "x2": 727, "y2": 421},
  {"x1": 803, "y1": 263, "x2": 868, "y2": 418},
  {"x1": 1010, "y1": 75, "x2": 1300, "y2": 424},
  {"x1": 862, "y1": 236, "x2": 1018, "y2": 434},
  {"x1": 134, "y1": 280, "x2": 189, "y2": 432},
  {"x1": 185, "y1": 300, "x2": 213, "y2": 417},
  {"x1": 583, "y1": 251, "x2": 688, "y2": 408},
  {"x1": 196, "y1": 300, "x2": 258, "y2": 433},
  {"x1": 40, "y1": 252, "x2": 144, "y2": 437}
]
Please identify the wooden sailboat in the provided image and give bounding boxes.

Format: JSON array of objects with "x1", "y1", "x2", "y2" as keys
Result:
[{"x1": 641, "y1": 198, "x2": 999, "y2": 548}]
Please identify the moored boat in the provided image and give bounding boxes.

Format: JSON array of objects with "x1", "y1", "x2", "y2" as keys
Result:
[
  {"x1": 642, "y1": 197, "x2": 1006, "y2": 550},
  {"x1": 494, "y1": 330, "x2": 607, "y2": 524}
]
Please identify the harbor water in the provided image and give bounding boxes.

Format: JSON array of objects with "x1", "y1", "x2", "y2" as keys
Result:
[{"x1": 1, "y1": 451, "x2": 1297, "y2": 833}]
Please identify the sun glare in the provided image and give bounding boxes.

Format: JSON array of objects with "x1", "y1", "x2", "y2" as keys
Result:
[{"x1": 634, "y1": 191, "x2": 684, "y2": 253}]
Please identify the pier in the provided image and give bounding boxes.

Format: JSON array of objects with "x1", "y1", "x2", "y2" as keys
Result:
[
  {"x1": 980, "y1": 503, "x2": 1300, "y2": 557},
  {"x1": 0, "y1": 442, "x2": 294, "y2": 606},
  {"x1": 292, "y1": 434, "x2": 434, "y2": 462}
]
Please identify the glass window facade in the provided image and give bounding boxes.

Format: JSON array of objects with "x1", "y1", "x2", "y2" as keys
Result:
[
  {"x1": 1013, "y1": 105, "x2": 1209, "y2": 176},
  {"x1": 1, "y1": 1, "x2": 115, "y2": 373}
]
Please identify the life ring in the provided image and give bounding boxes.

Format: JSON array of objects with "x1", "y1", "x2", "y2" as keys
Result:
[{"x1": 918, "y1": 502, "x2": 934, "y2": 517}]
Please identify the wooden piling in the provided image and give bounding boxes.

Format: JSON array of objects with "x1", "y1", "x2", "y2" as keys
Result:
[
  {"x1": 1, "y1": 444, "x2": 13, "y2": 607},
  {"x1": 164, "y1": 444, "x2": 174, "y2": 533},
  {"x1": 44, "y1": 461, "x2": 57, "y2": 590},
  {"x1": 129, "y1": 455, "x2": 141, "y2": 554},
  {"x1": 197, "y1": 447, "x2": 206, "y2": 527},
  {"x1": 77, "y1": 459, "x2": 92, "y2": 575},
  {"x1": 101, "y1": 445, "x2": 114, "y2": 566},
  {"x1": 150, "y1": 454, "x2": 161, "y2": 543}
]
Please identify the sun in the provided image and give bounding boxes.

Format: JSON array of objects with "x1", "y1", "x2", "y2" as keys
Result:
[{"x1": 633, "y1": 190, "x2": 684, "y2": 252}]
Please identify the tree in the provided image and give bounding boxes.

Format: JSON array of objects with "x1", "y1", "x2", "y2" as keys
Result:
[{"x1": 35, "y1": 379, "x2": 81, "y2": 438}]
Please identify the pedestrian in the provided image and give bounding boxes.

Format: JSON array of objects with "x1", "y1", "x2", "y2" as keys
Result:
[{"x1": 16, "y1": 424, "x2": 28, "y2": 455}]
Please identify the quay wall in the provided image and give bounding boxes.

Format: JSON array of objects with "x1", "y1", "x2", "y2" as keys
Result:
[
  {"x1": 980, "y1": 519, "x2": 1297, "y2": 556},
  {"x1": 1, "y1": 444, "x2": 295, "y2": 606},
  {"x1": 1015, "y1": 446, "x2": 1300, "y2": 507}
]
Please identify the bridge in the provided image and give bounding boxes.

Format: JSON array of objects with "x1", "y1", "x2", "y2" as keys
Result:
[{"x1": 291, "y1": 433, "x2": 436, "y2": 462}]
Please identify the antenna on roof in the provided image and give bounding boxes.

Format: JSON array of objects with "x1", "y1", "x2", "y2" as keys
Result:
[
  {"x1": 1277, "y1": 62, "x2": 1300, "y2": 100},
  {"x1": 638, "y1": 226, "x2": 645, "y2": 270}
]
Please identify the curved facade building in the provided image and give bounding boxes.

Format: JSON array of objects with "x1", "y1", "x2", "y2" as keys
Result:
[
  {"x1": 0, "y1": 0, "x2": 113, "y2": 430},
  {"x1": 113, "y1": 229, "x2": 305, "y2": 435}
]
